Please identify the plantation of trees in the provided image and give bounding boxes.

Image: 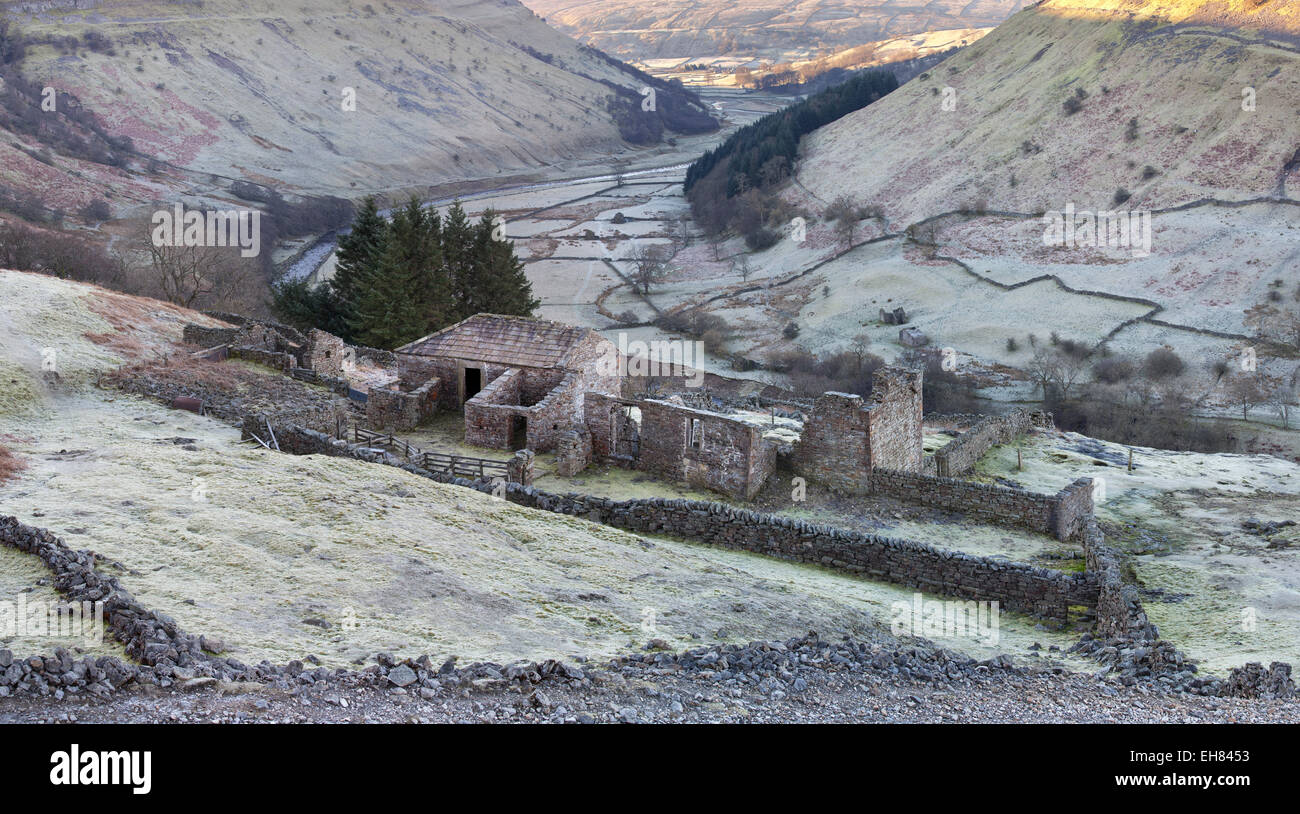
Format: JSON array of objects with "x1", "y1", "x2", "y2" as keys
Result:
[
  {"x1": 684, "y1": 69, "x2": 898, "y2": 203},
  {"x1": 273, "y1": 197, "x2": 539, "y2": 350}
]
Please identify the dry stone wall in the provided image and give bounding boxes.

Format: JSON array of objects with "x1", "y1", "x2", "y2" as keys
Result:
[
  {"x1": 934, "y1": 409, "x2": 1053, "y2": 477},
  {"x1": 367, "y1": 378, "x2": 440, "y2": 431},
  {"x1": 868, "y1": 469, "x2": 1093, "y2": 541},
  {"x1": 267, "y1": 424, "x2": 1092, "y2": 622},
  {"x1": 585, "y1": 393, "x2": 775, "y2": 500}
]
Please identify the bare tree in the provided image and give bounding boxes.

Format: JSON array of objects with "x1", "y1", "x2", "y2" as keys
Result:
[
  {"x1": 1226, "y1": 372, "x2": 1268, "y2": 421},
  {"x1": 732, "y1": 254, "x2": 752, "y2": 283},
  {"x1": 611, "y1": 158, "x2": 630, "y2": 188},
  {"x1": 675, "y1": 214, "x2": 692, "y2": 248},
  {"x1": 1054, "y1": 349, "x2": 1091, "y2": 400},
  {"x1": 1027, "y1": 347, "x2": 1061, "y2": 400},
  {"x1": 627, "y1": 243, "x2": 669, "y2": 295},
  {"x1": 708, "y1": 231, "x2": 724, "y2": 262},
  {"x1": 824, "y1": 194, "x2": 864, "y2": 249},
  {"x1": 140, "y1": 218, "x2": 254, "y2": 309},
  {"x1": 1270, "y1": 375, "x2": 1297, "y2": 428}
]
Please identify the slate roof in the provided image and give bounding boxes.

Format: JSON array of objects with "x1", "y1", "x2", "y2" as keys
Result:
[{"x1": 395, "y1": 314, "x2": 594, "y2": 369}]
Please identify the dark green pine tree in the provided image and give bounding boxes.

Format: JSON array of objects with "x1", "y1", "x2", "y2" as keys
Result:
[
  {"x1": 351, "y1": 197, "x2": 445, "y2": 349},
  {"x1": 328, "y1": 195, "x2": 387, "y2": 342},
  {"x1": 270, "y1": 277, "x2": 334, "y2": 333},
  {"x1": 439, "y1": 200, "x2": 477, "y2": 321},
  {"x1": 471, "y1": 209, "x2": 539, "y2": 318}
]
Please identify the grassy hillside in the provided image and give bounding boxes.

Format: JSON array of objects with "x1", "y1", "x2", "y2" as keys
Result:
[
  {"x1": 0, "y1": 0, "x2": 714, "y2": 216},
  {"x1": 794, "y1": 0, "x2": 1300, "y2": 222},
  {"x1": 0, "y1": 268, "x2": 1088, "y2": 667}
]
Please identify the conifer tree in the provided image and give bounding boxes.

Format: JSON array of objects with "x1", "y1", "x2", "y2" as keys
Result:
[
  {"x1": 329, "y1": 195, "x2": 387, "y2": 341},
  {"x1": 471, "y1": 209, "x2": 539, "y2": 317},
  {"x1": 352, "y1": 197, "x2": 444, "y2": 349},
  {"x1": 440, "y1": 200, "x2": 476, "y2": 320}
]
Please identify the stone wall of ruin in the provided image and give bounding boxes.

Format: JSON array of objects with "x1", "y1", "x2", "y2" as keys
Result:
[
  {"x1": 585, "y1": 393, "x2": 775, "y2": 500},
  {"x1": 183, "y1": 324, "x2": 240, "y2": 348},
  {"x1": 933, "y1": 409, "x2": 1053, "y2": 477},
  {"x1": 264, "y1": 424, "x2": 1095, "y2": 622},
  {"x1": 868, "y1": 469, "x2": 1094, "y2": 541},
  {"x1": 865, "y1": 367, "x2": 924, "y2": 472},
  {"x1": 464, "y1": 368, "x2": 524, "y2": 448},
  {"x1": 367, "y1": 378, "x2": 440, "y2": 431},
  {"x1": 305, "y1": 329, "x2": 353, "y2": 380},
  {"x1": 792, "y1": 391, "x2": 871, "y2": 492},
  {"x1": 554, "y1": 429, "x2": 593, "y2": 476}
]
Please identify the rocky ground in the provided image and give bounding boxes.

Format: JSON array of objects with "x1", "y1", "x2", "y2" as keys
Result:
[{"x1": 3, "y1": 634, "x2": 1295, "y2": 724}]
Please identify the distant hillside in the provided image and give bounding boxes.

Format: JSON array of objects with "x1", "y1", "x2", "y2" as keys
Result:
[
  {"x1": 793, "y1": 0, "x2": 1300, "y2": 222},
  {"x1": 521, "y1": 0, "x2": 1025, "y2": 62},
  {"x1": 0, "y1": 0, "x2": 716, "y2": 218}
]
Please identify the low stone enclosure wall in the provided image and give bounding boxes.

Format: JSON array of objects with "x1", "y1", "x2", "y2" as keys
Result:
[
  {"x1": 867, "y1": 469, "x2": 1095, "y2": 542},
  {"x1": 267, "y1": 424, "x2": 1094, "y2": 623},
  {"x1": 0, "y1": 516, "x2": 592, "y2": 699},
  {"x1": 933, "y1": 409, "x2": 1053, "y2": 478},
  {"x1": 367, "y1": 377, "x2": 440, "y2": 431},
  {"x1": 263, "y1": 422, "x2": 1299, "y2": 698}
]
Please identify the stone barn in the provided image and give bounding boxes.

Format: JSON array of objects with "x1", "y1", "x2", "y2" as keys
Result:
[{"x1": 394, "y1": 314, "x2": 622, "y2": 452}]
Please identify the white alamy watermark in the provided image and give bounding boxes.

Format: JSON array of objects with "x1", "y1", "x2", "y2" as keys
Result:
[
  {"x1": 0, "y1": 596, "x2": 104, "y2": 645},
  {"x1": 1042, "y1": 203, "x2": 1152, "y2": 258},
  {"x1": 890, "y1": 593, "x2": 1000, "y2": 646},
  {"x1": 598, "y1": 334, "x2": 706, "y2": 387},
  {"x1": 151, "y1": 203, "x2": 261, "y2": 258},
  {"x1": 50, "y1": 745, "x2": 151, "y2": 795}
]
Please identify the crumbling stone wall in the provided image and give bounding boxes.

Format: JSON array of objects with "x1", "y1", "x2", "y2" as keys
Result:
[
  {"x1": 182, "y1": 324, "x2": 239, "y2": 348},
  {"x1": 793, "y1": 367, "x2": 924, "y2": 491},
  {"x1": 793, "y1": 391, "x2": 871, "y2": 491},
  {"x1": 639, "y1": 399, "x2": 774, "y2": 500},
  {"x1": 463, "y1": 369, "x2": 593, "y2": 453},
  {"x1": 367, "y1": 378, "x2": 439, "y2": 431},
  {"x1": 934, "y1": 409, "x2": 1053, "y2": 477},
  {"x1": 306, "y1": 329, "x2": 354, "y2": 379},
  {"x1": 1083, "y1": 520, "x2": 1154, "y2": 641},
  {"x1": 521, "y1": 372, "x2": 585, "y2": 451},
  {"x1": 506, "y1": 449, "x2": 535, "y2": 486},
  {"x1": 464, "y1": 369, "x2": 524, "y2": 449},
  {"x1": 1053, "y1": 477, "x2": 1095, "y2": 541},
  {"x1": 584, "y1": 393, "x2": 775, "y2": 500},
  {"x1": 554, "y1": 429, "x2": 592, "y2": 476},
  {"x1": 865, "y1": 367, "x2": 924, "y2": 471},
  {"x1": 869, "y1": 470, "x2": 1094, "y2": 541},
  {"x1": 584, "y1": 393, "x2": 638, "y2": 463},
  {"x1": 229, "y1": 346, "x2": 295, "y2": 372},
  {"x1": 261, "y1": 426, "x2": 1095, "y2": 622}
]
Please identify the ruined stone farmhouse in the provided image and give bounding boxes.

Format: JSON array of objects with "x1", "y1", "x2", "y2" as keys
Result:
[{"x1": 393, "y1": 314, "x2": 623, "y2": 452}]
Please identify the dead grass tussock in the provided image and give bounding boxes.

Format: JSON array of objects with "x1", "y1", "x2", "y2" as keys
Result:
[{"x1": 0, "y1": 444, "x2": 26, "y2": 484}]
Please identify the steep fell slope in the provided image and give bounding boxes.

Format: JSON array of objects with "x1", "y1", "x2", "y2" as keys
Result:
[
  {"x1": 794, "y1": 0, "x2": 1300, "y2": 222},
  {"x1": 1, "y1": 0, "x2": 714, "y2": 210}
]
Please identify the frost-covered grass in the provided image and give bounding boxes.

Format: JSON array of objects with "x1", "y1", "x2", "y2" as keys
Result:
[
  {"x1": 0, "y1": 547, "x2": 128, "y2": 662},
  {"x1": 976, "y1": 428, "x2": 1300, "y2": 674},
  {"x1": 0, "y1": 395, "x2": 1089, "y2": 668}
]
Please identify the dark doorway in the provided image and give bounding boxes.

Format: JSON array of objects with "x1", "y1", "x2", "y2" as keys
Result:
[
  {"x1": 509, "y1": 415, "x2": 527, "y2": 451},
  {"x1": 464, "y1": 367, "x2": 482, "y2": 403}
]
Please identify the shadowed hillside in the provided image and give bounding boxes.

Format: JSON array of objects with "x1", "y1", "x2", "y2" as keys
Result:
[{"x1": 0, "y1": 0, "x2": 716, "y2": 216}]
